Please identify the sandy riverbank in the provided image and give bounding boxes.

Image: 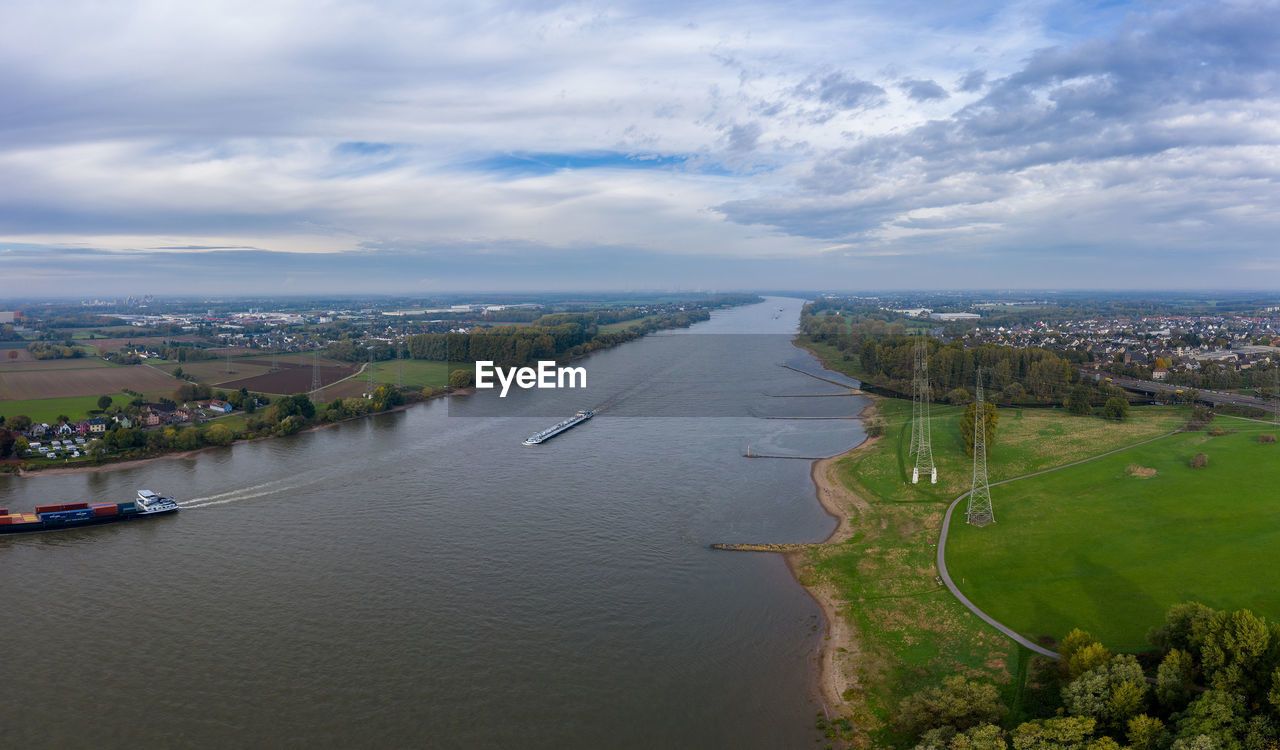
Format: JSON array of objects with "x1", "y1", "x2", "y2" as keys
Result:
[{"x1": 783, "y1": 397, "x2": 879, "y2": 719}]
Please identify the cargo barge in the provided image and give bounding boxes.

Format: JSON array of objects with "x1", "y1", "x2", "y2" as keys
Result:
[
  {"x1": 0, "y1": 490, "x2": 179, "y2": 535},
  {"x1": 523, "y1": 410, "x2": 594, "y2": 445}
]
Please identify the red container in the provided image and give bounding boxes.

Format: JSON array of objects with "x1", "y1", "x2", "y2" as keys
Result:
[
  {"x1": 64, "y1": 502, "x2": 90, "y2": 510},
  {"x1": 92, "y1": 505, "x2": 118, "y2": 517},
  {"x1": 0, "y1": 517, "x2": 13, "y2": 525},
  {"x1": 35, "y1": 504, "x2": 63, "y2": 514},
  {"x1": 0, "y1": 508, "x2": 7, "y2": 515}
]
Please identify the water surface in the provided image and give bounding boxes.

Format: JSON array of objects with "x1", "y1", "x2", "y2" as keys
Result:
[{"x1": 0, "y1": 297, "x2": 866, "y2": 749}]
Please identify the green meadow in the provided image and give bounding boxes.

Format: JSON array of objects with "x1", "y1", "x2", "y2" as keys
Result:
[
  {"x1": 364, "y1": 359, "x2": 453, "y2": 388},
  {"x1": 803, "y1": 397, "x2": 1188, "y2": 740},
  {"x1": 0, "y1": 394, "x2": 134, "y2": 425},
  {"x1": 946, "y1": 417, "x2": 1280, "y2": 651}
]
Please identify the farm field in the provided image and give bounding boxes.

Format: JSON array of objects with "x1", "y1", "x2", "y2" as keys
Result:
[
  {"x1": 0, "y1": 393, "x2": 170, "y2": 424},
  {"x1": 0, "y1": 345, "x2": 36, "y2": 362},
  {"x1": 150, "y1": 353, "x2": 355, "y2": 387},
  {"x1": 364, "y1": 359, "x2": 451, "y2": 388},
  {"x1": 86, "y1": 335, "x2": 205, "y2": 355},
  {"x1": 0, "y1": 365, "x2": 183, "y2": 400},
  {"x1": 218, "y1": 362, "x2": 358, "y2": 395},
  {"x1": 946, "y1": 420, "x2": 1280, "y2": 651},
  {"x1": 166, "y1": 358, "x2": 275, "y2": 384},
  {"x1": 0, "y1": 357, "x2": 121, "y2": 370}
]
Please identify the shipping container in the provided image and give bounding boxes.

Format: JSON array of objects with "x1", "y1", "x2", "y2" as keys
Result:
[
  {"x1": 20, "y1": 515, "x2": 38, "y2": 523},
  {"x1": 0, "y1": 508, "x2": 7, "y2": 515},
  {"x1": 0, "y1": 517, "x2": 13, "y2": 525},
  {"x1": 92, "y1": 505, "x2": 118, "y2": 517},
  {"x1": 35, "y1": 504, "x2": 63, "y2": 514},
  {"x1": 117, "y1": 502, "x2": 137, "y2": 512},
  {"x1": 64, "y1": 502, "x2": 90, "y2": 510}
]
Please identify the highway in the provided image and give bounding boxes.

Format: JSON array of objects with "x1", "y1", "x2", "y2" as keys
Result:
[{"x1": 1101, "y1": 375, "x2": 1278, "y2": 415}]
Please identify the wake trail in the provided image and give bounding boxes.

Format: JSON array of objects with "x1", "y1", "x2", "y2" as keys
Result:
[
  {"x1": 178, "y1": 477, "x2": 300, "y2": 506},
  {"x1": 181, "y1": 484, "x2": 305, "y2": 509}
]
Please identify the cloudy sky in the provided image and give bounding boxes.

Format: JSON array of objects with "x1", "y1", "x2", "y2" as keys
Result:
[{"x1": 2, "y1": 0, "x2": 1278, "y2": 295}]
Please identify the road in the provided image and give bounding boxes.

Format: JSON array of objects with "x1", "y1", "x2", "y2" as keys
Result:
[{"x1": 1103, "y1": 375, "x2": 1277, "y2": 414}]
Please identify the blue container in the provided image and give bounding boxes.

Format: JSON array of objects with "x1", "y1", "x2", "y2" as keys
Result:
[
  {"x1": 117, "y1": 502, "x2": 137, "y2": 512},
  {"x1": 39, "y1": 512, "x2": 68, "y2": 521}
]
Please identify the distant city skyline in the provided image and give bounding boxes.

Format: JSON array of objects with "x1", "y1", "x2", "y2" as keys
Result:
[{"x1": 2, "y1": 0, "x2": 1278, "y2": 294}]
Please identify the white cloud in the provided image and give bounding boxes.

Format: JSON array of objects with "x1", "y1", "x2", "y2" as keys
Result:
[{"x1": 0, "y1": 0, "x2": 1275, "y2": 291}]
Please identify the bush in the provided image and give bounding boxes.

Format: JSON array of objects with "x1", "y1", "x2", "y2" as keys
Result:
[
  {"x1": 204, "y1": 423, "x2": 234, "y2": 447},
  {"x1": 895, "y1": 675, "x2": 1007, "y2": 736},
  {"x1": 863, "y1": 416, "x2": 886, "y2": 438},
  {"x1": 449, "y1": 368, "x2": 475, "y2": 388},
  {"x1": 1187, "y1": 405, "x2": 1214, "y2": 431},
  {"x1": 1104, "y1": 397, "x2": 1130, "y2": 422},
  {"x1": 1190, "y1": 453, "x2": 1208, "y2": 468},
  {"x1": 1260, "y1": 434, "x2": 1276, "y2": 444}
]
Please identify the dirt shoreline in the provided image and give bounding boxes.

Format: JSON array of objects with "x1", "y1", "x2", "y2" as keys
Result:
[{"x1": 783, "y1": 397, "x2": 879, "y2": 720}]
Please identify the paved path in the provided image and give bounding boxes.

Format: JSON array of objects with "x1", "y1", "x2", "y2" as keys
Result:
[{"x1": 935, "y1": 430, "x2": 1182, "y2": 660}]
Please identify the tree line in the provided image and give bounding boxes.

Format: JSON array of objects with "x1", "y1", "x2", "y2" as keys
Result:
[
  {"x1": 901, "y1": 602, "x2": 1280, "y2": 750},
  {"x1": 800, "y1": 304, "x2": 1141, "y2": 411},
  {"x1": 402, "y1": 310, "x2": 711, "y2": 366},
  {"x1": 27, "y1": 341, "x2": 86, "y2": 359}
]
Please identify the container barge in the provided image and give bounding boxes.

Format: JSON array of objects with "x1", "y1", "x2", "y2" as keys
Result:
[
  {"x1": 523, "y1": 410, "x2": 594, "y2": 445},
  {"x1": 0, "y1": 490, "x2": 179, "y2": 535}
]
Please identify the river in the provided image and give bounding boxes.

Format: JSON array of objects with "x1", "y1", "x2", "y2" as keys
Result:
[{"x1": 0, "y1": 297, "x2": 867, "y2": 749}]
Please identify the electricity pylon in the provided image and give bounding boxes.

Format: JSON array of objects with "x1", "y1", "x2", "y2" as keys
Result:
[
  {"x1": 311, "y1": 350, "x2": 321, "y2": 394},
  {"x1": 966, "y1": 366, "x2": 995, "y2": 527},
  {"x1": 911, "y1": 334, "x2": 937, "y2": 484},
  {"x1": 909, "y1": 335, "x2": 923, "y2": 458}
]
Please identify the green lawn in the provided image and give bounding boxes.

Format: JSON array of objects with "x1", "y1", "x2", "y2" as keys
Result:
[
  {"x1": 946, "y1": 422, "x2": 1280, "y2": 652},
  {"x1": 0, "y1": 394, "x2": 132, "y2": 424},
  {"x1": 364, "y1": 359, "x2": 452, "y2": 388},
  {"x1": 0, "y1": 390, "x2": 174, "y2": 425},
  {"x1": 850, "y1": 399, "x2": 1186, "y2": 507}
]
